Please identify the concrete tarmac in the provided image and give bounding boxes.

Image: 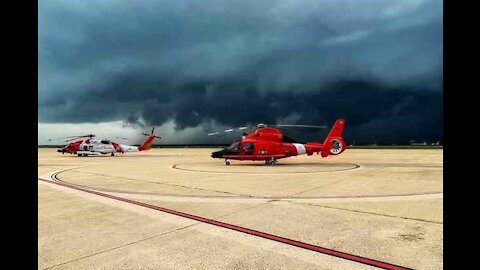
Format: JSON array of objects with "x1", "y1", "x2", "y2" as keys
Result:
[{"x1": 38, "y1": 148, "x2": 443, "y2": 269}]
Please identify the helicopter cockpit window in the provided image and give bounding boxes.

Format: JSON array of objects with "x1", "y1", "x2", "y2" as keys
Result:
[
  {"x1": 226, "y1": 141, "x2": 240, "y2": 153},
  {"x1": 242, "y1": 142, "x2": 254, "y2": 153}
]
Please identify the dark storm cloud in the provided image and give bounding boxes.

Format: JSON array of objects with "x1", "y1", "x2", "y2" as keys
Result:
[{"x1": 39, "y1": 0, "x2": 443, "y2": 143}]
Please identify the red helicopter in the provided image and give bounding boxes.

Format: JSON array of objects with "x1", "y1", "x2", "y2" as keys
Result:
[{"x1": 211, "y1": 119, "x2": 346, "y2": 165}]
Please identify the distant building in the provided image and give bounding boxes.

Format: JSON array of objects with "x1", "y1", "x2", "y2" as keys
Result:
[{"x1": 410, "y1": 140, "x2": 438, "y2": 146}]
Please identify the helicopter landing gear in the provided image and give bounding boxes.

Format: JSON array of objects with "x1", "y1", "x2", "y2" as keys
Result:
[
  {"x1": 266, "y1": 158, "x2": 277, "y2": 166},
  {"x1": 225, "y1": 160, "x2": 230, "y2": 166},
  {"x1": 111, "y1": 153, "x2": 115, "y2": 156}
]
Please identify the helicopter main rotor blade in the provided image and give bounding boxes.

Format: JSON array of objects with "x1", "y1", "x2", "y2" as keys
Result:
[
  {"x1": 59, "y1": 134, "x2": 95, "y2": 139},
  {"x1": 61, "y1": 134, "x2": 96, "y2": 142},
  {"x1": 273, "y1": 124, "x2": 328, "y2": 129},
  {"x1": 207, "y1": 125, "x2": 252, "y2": 136},
  {"x1": 46, "y1": 136, "x2": 76, "y2": 141}
]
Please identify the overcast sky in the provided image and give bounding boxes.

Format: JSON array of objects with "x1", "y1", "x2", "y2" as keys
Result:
[{"x1": 38, "y1": 0, "x2": 443, "y2": 145}]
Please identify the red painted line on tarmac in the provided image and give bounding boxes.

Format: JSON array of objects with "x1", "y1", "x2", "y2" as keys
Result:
[{"x1": 40, "y1": 175, "x2": 412, "y2": 270}]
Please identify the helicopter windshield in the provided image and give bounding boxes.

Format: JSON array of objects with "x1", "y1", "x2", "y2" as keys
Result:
[{"x1": 226, "y1": 141, "x2": 240, "y2": 152}]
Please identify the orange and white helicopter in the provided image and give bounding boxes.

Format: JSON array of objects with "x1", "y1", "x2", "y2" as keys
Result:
[
  {"x1": 210, "y1": 119, "x2": 346, "y2": 165},
  {"x1": 56, "y1": 127, "x2": 161, "y2": 156}
]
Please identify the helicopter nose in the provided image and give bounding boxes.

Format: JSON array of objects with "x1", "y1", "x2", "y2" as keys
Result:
[{"x1": 211, "y1": 150, "x2": 224, "y2": 159}]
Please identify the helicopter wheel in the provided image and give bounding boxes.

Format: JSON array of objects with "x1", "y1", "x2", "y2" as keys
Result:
[
  {"x1": 111, "y1": 153, "x2": 115, "y2": 156},
  {"x1": 267, "y1": 158, "x2": 277, "y2": 166},
  {"x1": 225, "y1": 161, "x2": 230, "y2": 166}
]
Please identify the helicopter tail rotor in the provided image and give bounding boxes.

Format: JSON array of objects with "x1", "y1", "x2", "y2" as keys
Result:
[
  {"x1": 321, "y1": 119, "x2": 347, "y2": 157},
  {"x1": 139, "y1": 126, "x2": 161, "y2": 151}
]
